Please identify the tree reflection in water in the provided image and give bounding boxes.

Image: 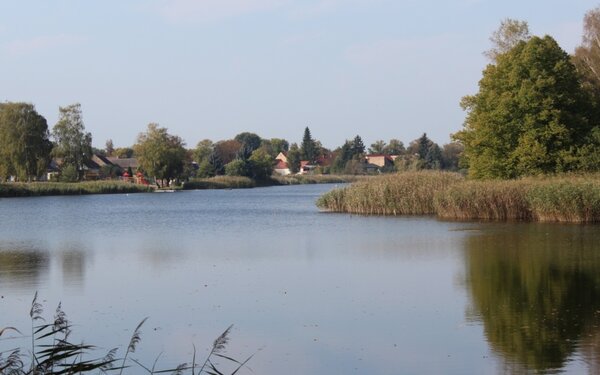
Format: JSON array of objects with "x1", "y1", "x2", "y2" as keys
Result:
[
  {"x1": 464, "y1": 224, "x2": 600, "y2": 373},
  {"x1": 0, "y1": 249, "x2": 49, "y2": 289}
]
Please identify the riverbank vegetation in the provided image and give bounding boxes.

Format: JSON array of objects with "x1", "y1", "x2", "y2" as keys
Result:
[
  {"x1": 0, "y1": 181, "x2": 152, "y2": 197},
  {"x1": 183, "y1": 176, "x2": 257, "y2": 190},
  {"x1": 316, "y1": 172, "x2": 462, "y2": 215},
  {"x1": 181, "y1": 174, "x2": 368, "y2": 190},
  {"x1": 0, "y1": 293, "x2": 252, "y2": 374},
  {"x1": 272, "y1": 174, "x2": 367, "y2": 185},
  {"x1": 317, "y1": 172, "x2": 600, "y2": 223}
]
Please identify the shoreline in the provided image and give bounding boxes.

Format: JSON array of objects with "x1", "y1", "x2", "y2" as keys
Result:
[
  {"x1": 0, "y1": 175, "x2": 365, "y2": 198},
  {"x1": 0, "y1": 181, "x2": 153, "y2": 198}
]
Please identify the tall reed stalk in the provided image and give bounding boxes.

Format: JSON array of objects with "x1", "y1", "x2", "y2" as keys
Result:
[{"x1": 1, "y1": 295, "x2": 253, "y2": 374}]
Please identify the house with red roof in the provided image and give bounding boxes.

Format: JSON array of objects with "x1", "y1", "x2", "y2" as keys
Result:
[{"x1": 274, "y1": 152, "x2": 291, "y2": 175}]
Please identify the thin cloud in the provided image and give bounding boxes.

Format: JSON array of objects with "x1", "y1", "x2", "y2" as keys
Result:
[
  {"x1": 5, "y1": 34, "x2": 86, "y2": 57},
  {"x1": 155, "y1": 0, "x2": 287, "y2": 24}
]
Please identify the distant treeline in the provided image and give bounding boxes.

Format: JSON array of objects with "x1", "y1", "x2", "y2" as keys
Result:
[{"x1": 3, "y1": 6, "x2": 600, "y2": 185}]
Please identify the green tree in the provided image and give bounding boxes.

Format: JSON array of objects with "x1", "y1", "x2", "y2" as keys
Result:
[
  {"x1": 208, "y1": 149, "x2": 225, "y2": 175},
  {"x1": 52, "y1": 103, "x2": 93, "y2": 180},
  {"x1": 384, "y1": 139, "x2": 405, "y2": 155},
  {"x1": 0, "y1": 102, "x2": 52, "y2": 181},
  {"x1": 248, "y1": 148, "x2": 274, "y2": 180},
  {"x1": 259, "y1": 138, "x2": 290, "y2": 158},
  {"x1": 351, "y1": 135, "x2": 365, "y2": 156},
  {"x1": 287, "y1": 143, "x2": 301, "y2": 174},
  {"x1": 224, "y1": 159, "x2": 248, "y2": 177},
  {"x1": 196, "y1": 159, "x2": 216, "y2": 178},
  {"x1": 234, "y1": 132, "x2": 262, "y2": 153},
  {"x1": 332, "y1": 141, "x2": 353, "y2": 173},
  {"x1": 441, "y1": 142, "x2": 464, "y2": 171},
  {"x1": 269, "y1": 138, "x2": 289, "y2": 155},
  {"x1": 332, "y1": 138, "x2": 367, "y2": 174},
  {"x1": 455, "y1": 36, "x2": 596, "y2": 178},
  {"x1": 194, "y1": 139, "x2": 214, "y2": 164},
  {"x1": 134, "y1": 123, "x2": 187, "y2": 186},
  {"x1": 424, "y1": 143, "x2": 442, "y2": 169},
  {"x1": 369, "y1": 140, "x2": 387, "y2": 154},
  {"x1": 416, "y1": 133, "x2": 432, "y2": 160},
  {"x1": 105, "y1": 139, "x2": 115, "y2": 157},
  {"x1": 301, "y1": 127, "x2": 317, "y2": 162},
  {"x1": 114, "y1": 147, "x2": 134, "y2": 158},
  {"x1": 213, "y1": 140, "x2": 242, "y2": 166}
]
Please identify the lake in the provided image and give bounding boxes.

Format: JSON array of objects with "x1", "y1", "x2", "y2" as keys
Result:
[{"x1": 1, "y1": 184, "x2": 599, "y2": 374}]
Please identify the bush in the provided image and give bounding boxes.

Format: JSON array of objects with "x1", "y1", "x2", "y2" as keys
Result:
[
  {"x1": 59, "y1": 164, "x2": 79, "y2": 182},
  {"x1": 225, "y1": 159, "x2": 249, "y2": 177}
]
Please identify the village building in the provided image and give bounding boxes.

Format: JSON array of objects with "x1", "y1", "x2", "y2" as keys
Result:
[{"x1": 274, "y1": 152, "x2": 291, "y2": 175}]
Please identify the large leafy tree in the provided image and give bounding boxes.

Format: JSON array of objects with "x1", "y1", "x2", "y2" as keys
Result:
[
  {"x1": 52, "y1": 103, "x2": 93, "y2": 178},
  {"x1": 194, "y1": 139, "x2": 214, "y2": 164},
  {"x1": 368, "y1": 140, "x2": 387, "y2": 154},
  {"x1": 134, "y1": 123, "x2": 187, "y2": 186},
  {"x1": 234, "y1": 132, "x2": 262, "y2": 153},
  {"x1": 383, "y1": 139, "x2": 405, "y2": 155},
  {"x1": 269, "y1": 138, "x2": 289, "y2": 155},
  {"x1": 0, "y1": 102, "x2": 52, "y2": 181},
  {"x1": 455, "y1": 35, "x2": 596, "y2": 179},
  {"x1": 213, "y1": 139, "x2": 242, "y2": 167}
]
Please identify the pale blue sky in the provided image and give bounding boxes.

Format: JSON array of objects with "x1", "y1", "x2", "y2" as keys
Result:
[{"x1": 0, "y1": 0, "x2": 596, "y2": 149}]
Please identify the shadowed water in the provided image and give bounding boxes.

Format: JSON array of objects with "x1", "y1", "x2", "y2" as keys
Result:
[{"x1": 0, "y1": 184, "x2": 599, "y2": 374}]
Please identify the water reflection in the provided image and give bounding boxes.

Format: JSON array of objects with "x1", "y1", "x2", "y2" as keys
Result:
[
  {"x1": 464, "y1": 224, "x2": 600, "y2": 373},
  {"x1": 0, "y1": 248, "x2": 49, "y2": 289},
  {"x1": 0, "y1": 244, "x2": 88, "y2": 291},
  {"x1": 61, "y1": 250, "x2": 85, "y2": 287}
]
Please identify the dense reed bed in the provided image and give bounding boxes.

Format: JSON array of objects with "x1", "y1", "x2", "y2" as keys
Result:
[
  {"x1": 183, "y1": 176, "x2": 257, "y2": 190},
  {"x1": 434, "y1": 179, "x2": 533, "y2": 221},
  {"x1": 0, "y1": 181, "x2": 153, "y2": 197},
  {"x1": 526, "y1": 176, "x2": 600, "y2": 222},
  {"x1": 317, "y1": 172, "x2": 600, "y2": 223},
  {"x1": 316, "y1": 171, "x2": 463, "y2": 215}
]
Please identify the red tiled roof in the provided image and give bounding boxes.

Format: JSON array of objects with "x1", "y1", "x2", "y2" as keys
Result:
[{"x1": 275, "y1": 160, "x2": 289, "y2": 169}]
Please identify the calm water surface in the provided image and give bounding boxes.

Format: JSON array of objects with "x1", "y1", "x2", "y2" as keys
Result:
[{"x1": 1, "y1": 184, "x2": 599, "y2": 374}]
